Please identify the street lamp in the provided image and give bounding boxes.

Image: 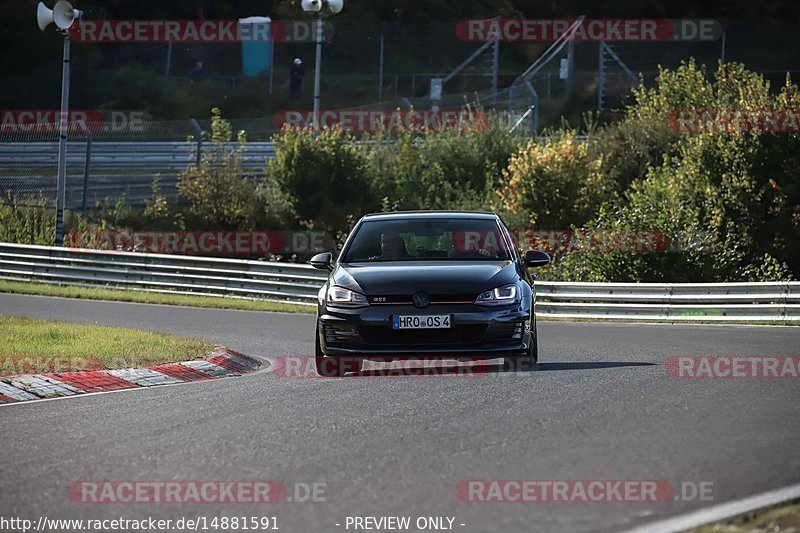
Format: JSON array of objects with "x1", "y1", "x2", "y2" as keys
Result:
[
  {"x1": 36, "y1": 1, "x2": 83, "y2": 246},
  {"x1": 300, "y1": 0, "x2": 343, "y2": 133}
]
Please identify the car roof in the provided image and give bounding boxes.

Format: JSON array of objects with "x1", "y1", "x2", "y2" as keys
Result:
[{"x1": 362, "y1": 210, "x2": 498, "y2": 220}]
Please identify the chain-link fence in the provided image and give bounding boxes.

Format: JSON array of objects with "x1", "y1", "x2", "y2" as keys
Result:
[
  {"x1": 0, "y1": 119, "x2": 276, "y2": 209},
  {"x1": 4, "y1": 19, "x2": 798, "y2": 119}
]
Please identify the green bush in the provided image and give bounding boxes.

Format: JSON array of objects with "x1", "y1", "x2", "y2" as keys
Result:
[
  {"x1": 0, "y1": 195, "x2": 98, "y2": 248},
  {"x1": 568, "y1": 62, "x2": 800, "y2": 281},
  {"x1": 496, "y1": 131, "x2": 614, "y2": 230},
  {"x1": 177, "y1": 108, "x2": 258, "y2": 230},
  {"x1": 268, "y1": 126, "x2": 377, "y2": 233},
  {"x1": 0, "y1": 195, "x2": 55, "y2": 245},
  {"x1": 366, "y1": 113, "x2": 520, "y2": 213}
]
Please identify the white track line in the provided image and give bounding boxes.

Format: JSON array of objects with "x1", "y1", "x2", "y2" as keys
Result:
[{"x1": 625, "y1": 482, "x2": 800, "y2": 532}]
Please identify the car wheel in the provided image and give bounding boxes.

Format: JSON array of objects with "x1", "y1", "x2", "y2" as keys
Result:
[
  {"x1": 502, "y1": 318, "x2": 538, "y2": 372},
  {"x1": 314, "y1": 324, "x2": 361, "y2": 377},
  {"x1": 316, "y1": 356, "x2": 347, "y2": 377}
]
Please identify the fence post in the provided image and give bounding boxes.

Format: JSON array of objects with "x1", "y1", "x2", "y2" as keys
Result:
[
  {"x1": 189, "y1": 118, "x2": 203, "y2": 166},
  {"x1": 598, "y1": 41, "x2": 605, "y2": 111},
  {"x1": 269, "y1": 26, "x2": 275, "y2": 96},
  {"x1": 524, "y1": 80, "x2": 539, "y2": 136},
  {"x1": 378, "y1": 24, "x2": 385, "y2": 101},
  {"x1": 491, "y1": 38, "x2": 499, "y2": 106},
  {"x1": 162, "y1": 40, "x2": 173, "y2": 99},
  {"x1": 80, "y1": 122, "x2": 93, "y2": 212},
  {"x1": 566, "y1": 38, "x2": 575, "y2": 103}
]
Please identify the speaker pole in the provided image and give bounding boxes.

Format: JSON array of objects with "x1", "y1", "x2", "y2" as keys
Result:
[
  {"x1": 54, "y1": 32, "x2": 70, "y2": 246},
  {"x1": 312, "y1": 13, "x2": 323, "y2": 135}
]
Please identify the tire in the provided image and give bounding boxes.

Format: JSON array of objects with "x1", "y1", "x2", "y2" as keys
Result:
[
  {"x1": 316, "y1": 356, "x2": 349, "y2": 377},
  {"x1": 502, "y1": 317, "x2": 538, "y2": 372},
  {"x1": 314, "y1": 324, "x2": 361, "y2": 377}
]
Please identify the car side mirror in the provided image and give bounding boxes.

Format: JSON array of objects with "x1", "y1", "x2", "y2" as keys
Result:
[
  {"x1": 523, "y1": 250, "x2": 551, "y2": 268},
  {"x1": 309, "y1": 252, "x2": 333, "y2": 271}
]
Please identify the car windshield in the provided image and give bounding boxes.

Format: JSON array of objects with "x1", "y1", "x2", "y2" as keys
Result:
[{"x1": 341, "y1": 218, "x2": 512, "y2": 262}]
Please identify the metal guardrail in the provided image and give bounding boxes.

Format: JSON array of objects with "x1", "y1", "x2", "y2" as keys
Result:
[
  {"x1": 0, "y1": 243, "x2": 798, "y2": 321},
  {"x1": 535, "y1": 281, "x2": 800, "y2": 322},
  {"x1": 0, "y1": 242, "x2": 326, "y2": 306},
  {"x1": 0, "y1": 141, "x2": 276, "y2": 170}
]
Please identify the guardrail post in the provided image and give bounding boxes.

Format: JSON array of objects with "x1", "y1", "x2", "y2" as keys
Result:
[
  {"x1": 666, "y1": 283, "x2": 674, "y2": 320},
  {"x1": 189, "y1": 118, "x2": 203, "y2": 166},
  {"x1": 784, "y1": 281, "x2": 791, "y2": 322}
]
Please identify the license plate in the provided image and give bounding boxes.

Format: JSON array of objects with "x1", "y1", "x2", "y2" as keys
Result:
[{"x1": 392, "y1": 315, "x2": 451, "y2": 329}]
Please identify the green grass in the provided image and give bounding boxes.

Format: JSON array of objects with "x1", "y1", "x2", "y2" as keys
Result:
[
  {"x1": 0, "y1": 279, "x2": 316, "y2": 314},
  {"x1": 692, "y1": 501, "x2": 800, "y2": 532},
  {"x1": 0, "y1": 316, "x2": 215, "y2": 375}
]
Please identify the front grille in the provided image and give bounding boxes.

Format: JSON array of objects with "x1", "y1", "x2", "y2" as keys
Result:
[
  {"x1": 358, "y1": 325, "x2": 487, "y2": 346},
  {"x1": 483, "y1": 322, "x2": 524, "y2": 344},
  {"x1": 368, "y1": 293, "x2": 476, "y2": 305}
]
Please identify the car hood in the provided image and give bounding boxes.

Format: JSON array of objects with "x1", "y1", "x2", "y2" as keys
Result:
[{"x1": 332, "y1": 260, "x2": 518, "y2": 295}]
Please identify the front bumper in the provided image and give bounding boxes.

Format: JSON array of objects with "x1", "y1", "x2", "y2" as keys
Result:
[{"x1": 318, "y1": 302, "x2": 532, "y2": 358}]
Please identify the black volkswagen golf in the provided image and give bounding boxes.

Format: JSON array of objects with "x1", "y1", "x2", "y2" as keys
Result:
[{"x1": 308, "y1": 211, "x2": 550, "y2": 376}]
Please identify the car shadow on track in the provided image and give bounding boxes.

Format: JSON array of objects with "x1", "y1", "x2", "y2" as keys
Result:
[
  {"x1": 532, "y1": 362, "x2": 657, "y2": 372},
  {"x1": 346, "y1": 360, "x2": 657, "y2": 377}
]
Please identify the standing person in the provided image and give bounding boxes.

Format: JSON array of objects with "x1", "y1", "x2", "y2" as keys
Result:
[
  {"x1": 290, "y1": 58, "x2": 305, "y2": 100},
  {"x1": 188, "y1": 61, "x2": 208, "y2": 83}
]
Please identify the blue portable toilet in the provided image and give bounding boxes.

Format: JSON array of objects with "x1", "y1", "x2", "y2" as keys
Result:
[{"x1": 239, "y1": 16, "x2": 273, "y2": 77}]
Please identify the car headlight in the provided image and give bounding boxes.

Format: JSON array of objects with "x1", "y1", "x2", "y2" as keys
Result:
[
  {"x1": 326, "y1": 285, "x2": 369, "y2": 308},
  {"x1": 475, "y1": 284, "x2": 519, "y2": 306}
]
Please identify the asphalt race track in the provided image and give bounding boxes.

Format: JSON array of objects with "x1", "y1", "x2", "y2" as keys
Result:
[{"x1": 1, "y1": 292, "x2": 799, "y2": 532}]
